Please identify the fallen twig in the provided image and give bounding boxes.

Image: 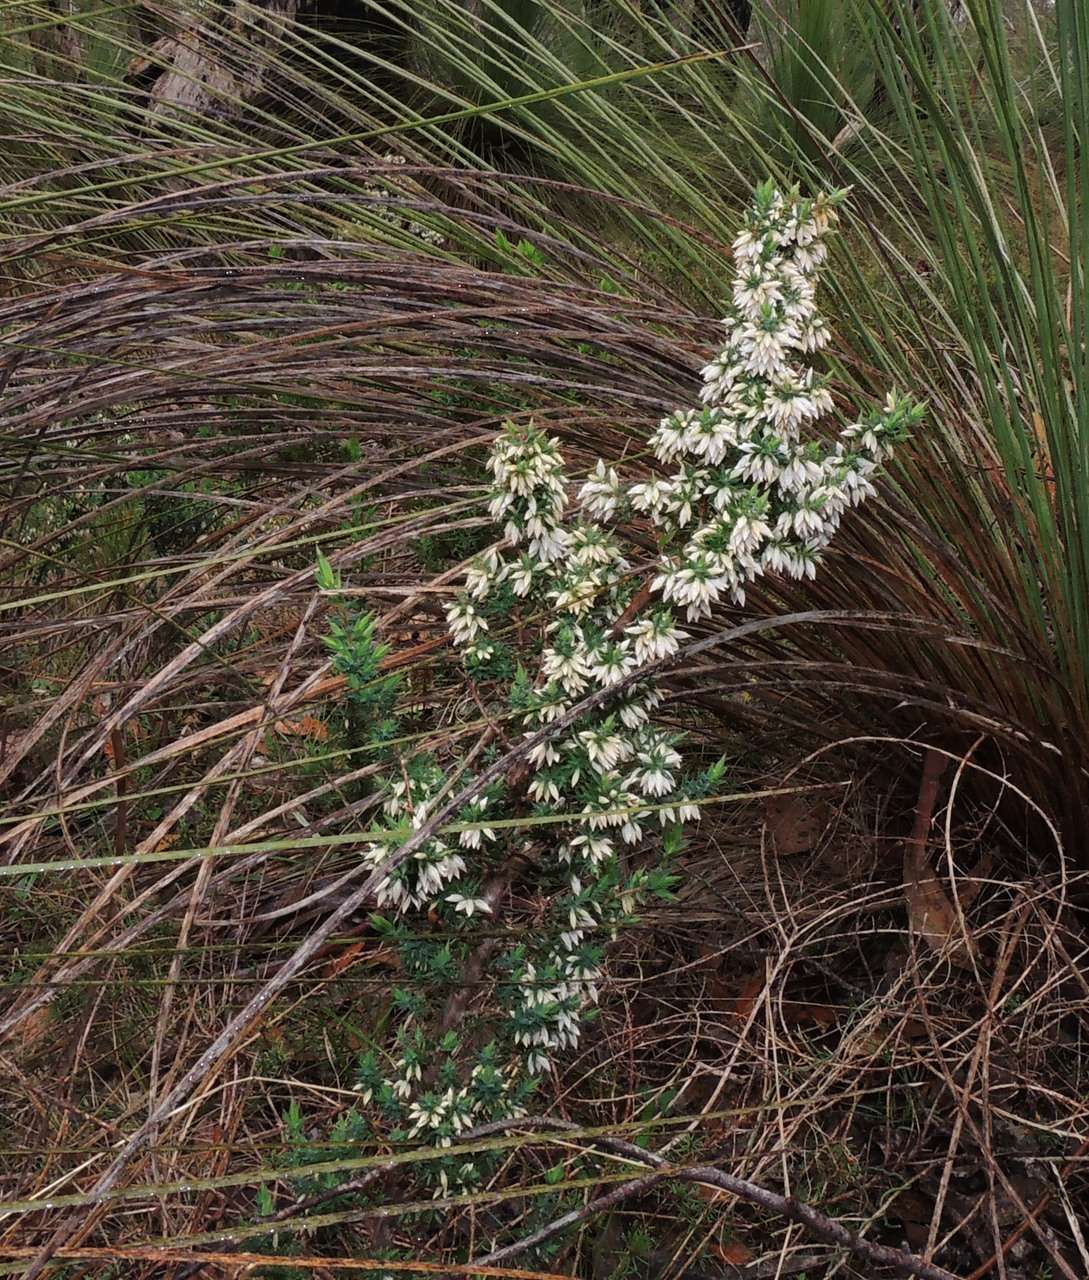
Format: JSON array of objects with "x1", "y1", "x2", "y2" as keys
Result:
[{"x1": 457, "y1": 1117, "x2": 960, "y2": 1280}]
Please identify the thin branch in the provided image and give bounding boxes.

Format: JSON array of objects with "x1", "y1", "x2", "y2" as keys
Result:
[{"x1": 463, "y1": 1118, "x2": 961, "y2": 1280}]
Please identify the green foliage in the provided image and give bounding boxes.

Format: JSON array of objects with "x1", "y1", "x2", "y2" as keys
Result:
[
  {"x1": 321, "y1": 604, "x2": 401, "y2": 715},
  {"x1": 279, "y1": 1100, "x2": 374, "y2": 1200},
  {"x1": 406, "y1": 0, "x2": 630, "y2": 160},
  {"x1": 743, "y1": 0, "x2": 884, "y2": 165},
  {"x1": 495, "y1": 227, "x2": 549, "y2": 272},
  {"x1": 416, "y1": 522, "x2": 492, "y2": 573},
  {"x1": 315, "y1": 550, "x2": 340, "y2": 592}
]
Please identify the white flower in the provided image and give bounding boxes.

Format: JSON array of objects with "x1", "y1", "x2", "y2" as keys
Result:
[
  {"x1": 650, "y1": 413, "x2": 692, "y2": 462},
  {"x1": 528, "y1": 684, "x2": 570, "y2": 724},
  {"x1": 786, "y1": 492, "x2": 831, "y2": 539},
  {"x1": 375, "y1": 874, "x2": 409, "y2": 912},
  {"x1": 683, "y1": 408, "x2": 737, "y2": 464},
  {"x1": 793, "y1": 239, "x2": 829, "y2": 272},
  {"x1": 664, "y1": 471, "x2": 708, "y2": 527},
  {"x1": 568, "y1": 524, "x2": 620, "y2": 567},
  {"x1": 541, "y1": 642, "x2": 592, "y2": 694},
  {"x1": 447, "y1": 893, "x2": 493, "y2": 917},
  {"x1": 567, "y1": 902, "x2": 598, "y2": 930},
  {"x1": 412, "y1": 846, "x2": 466, "y2": 898},
  {"x1": 579, "y1": 459, "x2": 622, "y2": 519},
  {"x1": 634, "y1": 764, "x2": 674, "y2": 797},
  {"x1": 732, "y1": 442, "x2": 785, "y2": 486},
  {"x1": 777, "y1": 260, "x2": 817, "y2": 316},
  {"x1": 655, "y1": 555, "x2": 732, "y2": 621},
  {"x1": 529, "y1": 523, "x2": 570, "y2": 564},
  {"x1": 464, "y1": 639, "x2": 494, "y2": 663},
  {"x1": 567, "y1": 831, "x2": 615, "y2": 867},
  {"x1": 527, "y1": 737, "x2": 561, "y2": 767},
  {"x1": 407, "y1": 1097, "x2": 446, "y2": 1134},
  {"x1": 397, "y1": 1056, "x2": 422, "y2": 1082},
  {"x1": 446, "y1": 598, "x2": 487, "y2": 646},
  {"x1": 528, "y1": 773, "x2": 562, "y2": 803},
  {"x1": 761, "y1": 538, "x2": 796, "y2": 575},
  {"x1": 730, "y1": 512, "x2": 772, "y2": 555},
  {"x1": 732, "y1": 226, "x2": 764, "y2": 262},
  {"x1": 464, "y1": 548, "x2": 500, "y2": 599},
  {"x1": 766, "y1": 379, "x2": 822, "y2": 435},
  {"x1": 733, "y1": 267, "x2": 784, "y2": 318},
  {"x1": 841, "y1": 420, "x2": 882, "y2": 454},
  {"x1": 526, "y1": 1050, "x2": 551, "y2": 1075},
  {"x1": 620, "y1": 817, "x2": 644, "y2": 844},
  {"x1": 837, "y1": 458, "x2": 878, "y2": 505},
  {"x1": 700, "y1": 351, "x2": 743, "y2": 403},
  {"x1": 610, "y1": 693, "x2": 646, "y2": 728},
  {"x1": 588, "y1": 640, "x2": 636, "y2": 686},
  {"x1": 739, "y1": 320, "x2": 797, "y2": 378},
  {"x1": 797, "y1": 314, "x2": 830, "y2": 352},
  {"x1": 489, "y1": 490, "x2": 515, "y2": 523},
  {"x1": 766, "y1": 539, "x2": 819, "y2": 580},
  {"x1": 508, "y1": 555, "x2": 535, "y2": 597},
  {"x1": 629, "y1": 477, "x2": 672, "y2": 515},
  {"x1": 658, "y1": 800, "x2": 701, "y2": 825},
  {"x1": 629, "y1": 739, "x2": 682, "y2": 800},
  {"x1": 778, "y1": 450, "x2": 824, "y2": 493},
  {"x1": 459, "y1": 812, "x2": 495, "y2": 849},
  {"x1": 551, "y1": 569, "x2": 602, "y2": 616},
  {"x1": 578, "y1": 727, "x2": 631, "y2": 771},
  {"x1": 626, "y1": 610, "x2": 687, "y2": 663}
]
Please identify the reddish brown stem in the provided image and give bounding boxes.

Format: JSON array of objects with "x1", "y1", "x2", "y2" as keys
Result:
[{"x1": 109, "y1": 725, "x2": 128, "y2": 856}]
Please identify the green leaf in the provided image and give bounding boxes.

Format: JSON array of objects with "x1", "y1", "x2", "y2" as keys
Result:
[{"x1": 315, "y1": 551, "x2": 339, "y2": 592}]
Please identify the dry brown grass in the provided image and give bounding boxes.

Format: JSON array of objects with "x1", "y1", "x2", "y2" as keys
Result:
[{"x1": 3, "y1": 698, "x2": 1088, "y2": 1278}]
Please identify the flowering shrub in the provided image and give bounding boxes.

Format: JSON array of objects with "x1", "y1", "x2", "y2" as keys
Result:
[{"x1": 319, "y1": 182, "x2": 923, "y2": 1191}]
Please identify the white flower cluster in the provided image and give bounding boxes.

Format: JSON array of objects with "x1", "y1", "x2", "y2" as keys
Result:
[
  {"x1": 486, "y1": 426, "x2": 570, "y2": 566},
  {"x1": 439, "y1": 423, "x2": 712, "y2": 1090},
  {"x1": 591, "y1": 182, "x2": 922, "y2": 622},
  {"x1": 352, "y1": 424, "x2": 699, "y2": 1146},
  {"x1": 364, "y1": 772, "x2": 470, "y2": 914},
  {"x1": 353, "y1": 184, "x2": 921, "y2": 1154}
]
